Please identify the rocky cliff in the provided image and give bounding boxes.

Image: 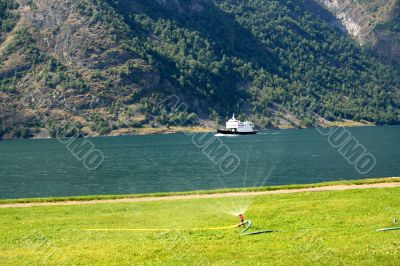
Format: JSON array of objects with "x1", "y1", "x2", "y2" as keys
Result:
[{"x1": 316, "y1": 0, "x2": 400, "y2": 63}]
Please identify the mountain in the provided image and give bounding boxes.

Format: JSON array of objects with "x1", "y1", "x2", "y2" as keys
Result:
[
  {"x1": 315, "y1": 0, "x2": 400, "y2": 64},
  {"x1": 0, "y1": 0, "x2": 399, "y2": 139}
]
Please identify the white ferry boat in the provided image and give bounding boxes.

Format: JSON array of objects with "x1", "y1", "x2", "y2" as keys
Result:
[{"x1": 217, "y1": 114, "x2": 258, "y2": 135}]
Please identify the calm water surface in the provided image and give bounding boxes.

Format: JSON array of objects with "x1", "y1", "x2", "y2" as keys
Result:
[{"x1": 0, "y1": 126, "x2": 399, "y2": 199}]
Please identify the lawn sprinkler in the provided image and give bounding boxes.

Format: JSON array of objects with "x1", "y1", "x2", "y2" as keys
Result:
[
  {"x1": 237, "y1": 214, "x2": 276, "y2": 236},
  {"x1": 237, "y1": 213, "x2": 247, "y2": 228}
]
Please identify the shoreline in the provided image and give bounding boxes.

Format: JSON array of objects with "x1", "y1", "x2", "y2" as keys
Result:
[
  {"x1": 1, "y1": 121, "x2": 379, "y2": 141},
  {"x1": 1, "y1": 177, "x2": 399, "y2": 207}
]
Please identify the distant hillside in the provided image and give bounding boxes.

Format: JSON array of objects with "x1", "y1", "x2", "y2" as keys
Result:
[{"x1": 0, "y1": 0, "x2": 399, "y2": 139}]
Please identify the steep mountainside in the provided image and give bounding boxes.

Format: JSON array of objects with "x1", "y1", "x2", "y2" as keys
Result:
[
  {"x1": 316, "y1": 0, "x2": 400, "y2": 64},
  {"x1": 0, "y1": 0, "x2": 399, "y2": 139}
]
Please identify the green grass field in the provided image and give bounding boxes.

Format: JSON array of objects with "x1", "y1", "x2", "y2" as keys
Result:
[{"x1": 1, "y1": 185, "x2": 400, "y2": 265}]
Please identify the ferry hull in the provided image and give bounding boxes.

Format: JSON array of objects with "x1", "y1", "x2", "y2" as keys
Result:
[{"x1": 217, "y1": 129, "x2": 258, "y2": 135}]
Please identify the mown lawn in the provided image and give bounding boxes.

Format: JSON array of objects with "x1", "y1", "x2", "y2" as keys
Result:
[{"x1": 0, "y1": 187, "x2": 399, "y2": 265}]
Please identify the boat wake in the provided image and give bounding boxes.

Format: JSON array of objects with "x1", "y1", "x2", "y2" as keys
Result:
[
  {"x1": 214, "y1": 133, "x2": 239, "y2": 137},
  {"x1": 257, "y1": 132, "x2": 281, "y2": 135}
]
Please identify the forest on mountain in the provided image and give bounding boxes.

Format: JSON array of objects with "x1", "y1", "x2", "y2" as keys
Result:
[{"x1": 0, "y1": 0, "x2": 399, "y2": 139}]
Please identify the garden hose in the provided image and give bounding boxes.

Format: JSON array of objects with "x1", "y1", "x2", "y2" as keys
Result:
[
  {"x1": 85, "y1": 224, "x2": 238, "y2": 232},
  {"x1": 85, "y1": 221, "x2": 276, "y2": 236},
  {"x1": 239, "y1": 220, "x2": 277, "y2": 236},
  {"x1": 376, "y1": 227, "x2": 400, "y2": 232},
  {"x1": 85, "y1": 219, "x2": 277, "y2": 236}
]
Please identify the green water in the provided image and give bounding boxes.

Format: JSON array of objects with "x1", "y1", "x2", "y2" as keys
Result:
[{"x1": 0, "y1": 126, "x2": 399, "y2": 199}]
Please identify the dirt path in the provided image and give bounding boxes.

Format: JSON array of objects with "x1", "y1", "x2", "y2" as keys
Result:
[{"x1": 1, "y1": 182, "x2": 399, "y2": 209}]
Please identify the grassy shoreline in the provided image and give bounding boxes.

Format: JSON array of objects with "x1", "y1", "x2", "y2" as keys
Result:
[
  {"x1": 1, "y1": 180, "x2": 400, "y2": 264},
  {"x1": 1, "y1": 177, "x2": 399, "y2": 205}
]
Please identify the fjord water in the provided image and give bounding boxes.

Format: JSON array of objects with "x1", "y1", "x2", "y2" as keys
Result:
[{"x1": 0, "y1": 126, "x2": 399, "y2": 199}]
